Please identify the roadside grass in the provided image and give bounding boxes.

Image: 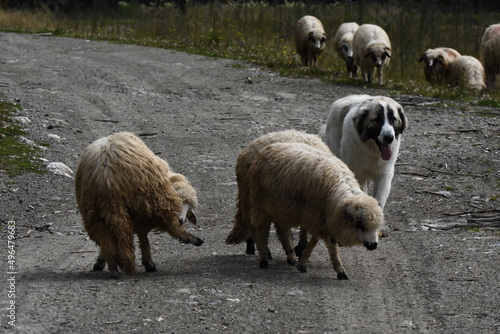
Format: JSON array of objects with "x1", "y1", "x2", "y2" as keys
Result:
[{"x1": 0, "y1": 100, "x2": 45, "y2": 177}]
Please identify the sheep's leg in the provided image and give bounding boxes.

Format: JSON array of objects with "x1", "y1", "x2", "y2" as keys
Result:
[
  {"x1": 97, "y1": 241, "x2": 121, "y2": 279},
  {"x1": 296, "y1": 235, "x2": 320, "y2": 273},
  {"x1": 246, "y1": 235, "x2": 272, "y2": 259},
  {"x1": 275, "y1": 224, "x2": 296, "y2": 266},
  {"x1": 137, "y1": 230, "x2": 157, "y2": 273},
  {"x1": 294, "y1": 228, "x2": 309, "y2": 259},
  {"x1": 252, "y1": 212, "x2": 272, "y2": 269},
  {"x1": 161, "y1": 215, "x2": 204, "y2": 246},
  {"x1": 377, "y1": 68, "x2": 384, "y2": 85},
  {"x1": 93, "y1": 251, "x2": 106, "y2": 271},
  {"x1": 324, "y1": 236, "x2": 348, "y2": 280}
]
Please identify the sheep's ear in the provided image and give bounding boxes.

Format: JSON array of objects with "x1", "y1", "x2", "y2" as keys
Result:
[
  {"x1": 418, "y1": 54, "x2": 426, "y2": 62},
  {"x1": 187, "y1": 210, "x2": 197, "y2": 225},
  {"x1": 437, "y1": 55, "x2": 444, "y2": 64},
  {"x1": 384, "y1": 47, "x2": 392, "y2": 58},
  {"x1": 364, "y1": 50, "x2": 372, "y2": 57}
]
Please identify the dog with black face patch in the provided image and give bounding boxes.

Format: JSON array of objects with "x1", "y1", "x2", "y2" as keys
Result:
[{"x1": 319, "y1": 94, "x2": 407, "y2": 208}]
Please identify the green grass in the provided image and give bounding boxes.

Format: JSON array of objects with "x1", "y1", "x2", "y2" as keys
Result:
[
  {"x1": 0, "y1": 100, "x2": 46, "y2": 177},
  {"x1": 0, "y1": 2, "x2": 499, "y2": 105}
]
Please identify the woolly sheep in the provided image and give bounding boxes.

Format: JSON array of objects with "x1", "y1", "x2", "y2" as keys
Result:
[
  {"x1": 75, "y1": 132, "x2": 203, "y2": 278},
  {"x1": 419, "y1": 47, "x2": 461, "y2": 85},
  {"x1": 445, "y1": 55, "x2": 486, "y2": 91},
  {"x1": 236, "y1": 140, "x2": 384, "y2": 279},
  {"x1": 480, "y1": 23, "x2": 500, "y2": 90},
  {"x1": 226, "y1": 130, "x2": 330, "y2": 261},
  {"x1": 333, "y1": 22, "x2": 360, "y2": 77},
  {"x1": 295, "y1": 15, "x2": 327, "y2": 68},
  {"x1": 352, "y1": 24, "x2": 392, "y2": 85}
]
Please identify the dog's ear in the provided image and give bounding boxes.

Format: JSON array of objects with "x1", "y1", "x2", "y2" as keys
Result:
[
  {"x1": 352, "y1": 108, "x2": 370, "y2": 138},
  {"x1": 396, "y1": 107, "x2": 407, "y2": 135}
]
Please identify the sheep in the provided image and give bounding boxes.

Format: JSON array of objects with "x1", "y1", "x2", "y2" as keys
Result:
[
  {"x1": 419, "y1": 47, "x2": 461, "y2": 85},
  {"x1": 480, "y1": 23, "x2": 500, "y2": 90},
  {"x1": 333, "y1": 22, "x2": 360, "y2": 77},
  {"x1": 236, "y1": 140, "x2": 384, "y2": 279},
  {"x1": 295, "y1": 15, "x2": 327, "y2": 68},
  {"x1": 352, "y1": 24, "x2": 392, "y2": 85},
  {"x1": 226, "y1": 130, "x2": 331, "y2": 262},
  {"x1": 75, "y1": 132, "x2": 203, "y2": 278},
  {"x1": 445, "y1": 55, "x2": 486, "y2": 91}
]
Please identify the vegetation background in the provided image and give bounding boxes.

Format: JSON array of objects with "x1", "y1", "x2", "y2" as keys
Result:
[{"x1": 0, "y1": 0, "x2": 499, "y2": 103}]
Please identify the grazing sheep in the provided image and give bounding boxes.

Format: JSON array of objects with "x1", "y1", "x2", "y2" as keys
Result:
[
  {"x1": 75, "y1": 132, "x2": 203, "y2": 278},
  {"x1": 419, "y1": 47, "x2": 461, "y2": 85},
  {"x1": 239, "y1": 141, "x2": 384, "y2": 279},
  {"x1": 480, "y1": 23, "x2": 500, "y2": 90},
  {"x1": 226, "y1": 130, "x2": 330, "y2": 262},
  {"x1": 352, "y1": 24, "x2": 392, "y2": 85},
  {"x1": 445, "y1": 55, "x2": 486, "y2": 91},
  {"x1": 333, "y1": 22, "x2": 360, "y2": 77},
  {"x1": 295, "y1": 15, "x2": 327, "y2": 68}
]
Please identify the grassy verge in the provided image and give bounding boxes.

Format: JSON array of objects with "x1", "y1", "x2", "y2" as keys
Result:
[{"x1": 0, "y1": 100, "x2": 45, "y2": 177}]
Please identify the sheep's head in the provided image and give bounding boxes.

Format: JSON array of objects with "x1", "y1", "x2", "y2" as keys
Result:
[
  {"x1": 339, "y1": 40, "x2": 354, "y2": 63},
  {"x1": 308, "y1": 31, "x2": 327, "y2": 52},
  {"x1": 169, "y1": 173, "x2": 198, "y2": 225},
  {"x1": 419, "y1": 50, "x2": 445, "y2": 72},
  {"x1": 365, "y1": 46, "x2": 391, "y2": 68},
  {"x1": 334, "y1": 196, "x2": 384, "y2": 250}
]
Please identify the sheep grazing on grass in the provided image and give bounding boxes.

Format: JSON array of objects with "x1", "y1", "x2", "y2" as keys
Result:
[
  {"x1": 226, "y1": 130, "x2": 330, "y2": 262},
  {"x1": 295, "y1": 15, "x2": 327, "y2": 68},
  {"x1": 419, "y1": 47, "x2": 461, "y2": 85},
  {"x1": 235, "y1": 140, "x2": 384, "y2": 280},
  {"x1": 352, "y1": 24, "x2": 392, "y2": 85},
  {"x1": 75, "y1": 132, "x2": 203, "y2": 278},
  {"x1": 481, "y1": 23, "x2": 500, "y2": 90},
  {"x1": 445, "y1": 55, "x2": 486, "y2": 91},
  {"x1": 333, "y1": 22, "x2": 360, "y2": 77}
]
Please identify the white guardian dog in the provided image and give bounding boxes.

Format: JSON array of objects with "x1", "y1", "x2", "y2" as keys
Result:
[{"x1": 319, "y1": 95, "x2": 407, "y2": 208}]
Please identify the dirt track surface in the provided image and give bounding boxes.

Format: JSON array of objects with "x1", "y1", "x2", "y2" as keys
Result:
[{"x1": 0, "y1": 32, "x2": 499, "y2": 334}]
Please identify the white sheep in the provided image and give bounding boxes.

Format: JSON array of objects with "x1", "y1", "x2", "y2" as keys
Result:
[
  {"x1": 237, "y1": 140, "x2": 384, "y2": 280},
  {"x1": 445, "y1": 55, "x2": 486, "y2": 91},
  {"x1": 419, "y1": 47, "x2": 461, "y2": 85},
  {"x1": 480, "y1": 23, "x2": 500, "y2": 90},
  {"x1": 295, "y1": 15, "x2": 327, "y2": 68},
  {"x1": 75, "y1": 132, "x2": 203, "y2": 278},
  {"x1": 352, "y1": 24, "x2": 392, "y2": 85},
  {"x1": 333, "y1": 22, "x2": 360, "y2": 77},
  {"x1": 226, "y1": 130, "x2": 330, "y2": 262}
]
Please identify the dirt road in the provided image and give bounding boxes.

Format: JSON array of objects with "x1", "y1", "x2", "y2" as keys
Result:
[{"x1": 1, "y1": 32, "x2": 499, "y2": 333}]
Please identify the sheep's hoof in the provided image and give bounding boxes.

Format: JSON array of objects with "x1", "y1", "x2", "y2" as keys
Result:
[
  {"x1": 297, "y1": 264, "x2": 307, "y2": 273},
  {"x1": 287, "y1": 258, "x2": 296, "y2": 266},
  {"x1": 294, "y1": 243, "x2": 306, "y2": 259},
  {"x1": 191, "y1": 237, "x2": 204, "y2": 246},
  {"x1": 144, "y1": 262, "x2": 157, "y2": 273},
  {"x1": 337, "y1": 272, "x2": 349, "y2": 280},
  {"x1": 259, "y1": 260, "x2": 269, "y2": 269},
  {"x1": 110, "y1": 269, "x2": 121, "y2": 279},
  {"x1": 93, "y1": 260, "x2": 106, "y2": 271}
]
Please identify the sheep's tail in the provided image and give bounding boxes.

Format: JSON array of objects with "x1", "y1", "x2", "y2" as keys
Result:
[
  {"x1": 226, "y1": 201, "x2": 252, "y2": 244},
  {"x1": 106, "y1": 212, "x2": 136, "y2": 275}
]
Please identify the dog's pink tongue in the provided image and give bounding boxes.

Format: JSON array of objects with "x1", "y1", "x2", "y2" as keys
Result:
[{"x1": 381, "y1": 144, "x2": 392, "y2": 161}]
